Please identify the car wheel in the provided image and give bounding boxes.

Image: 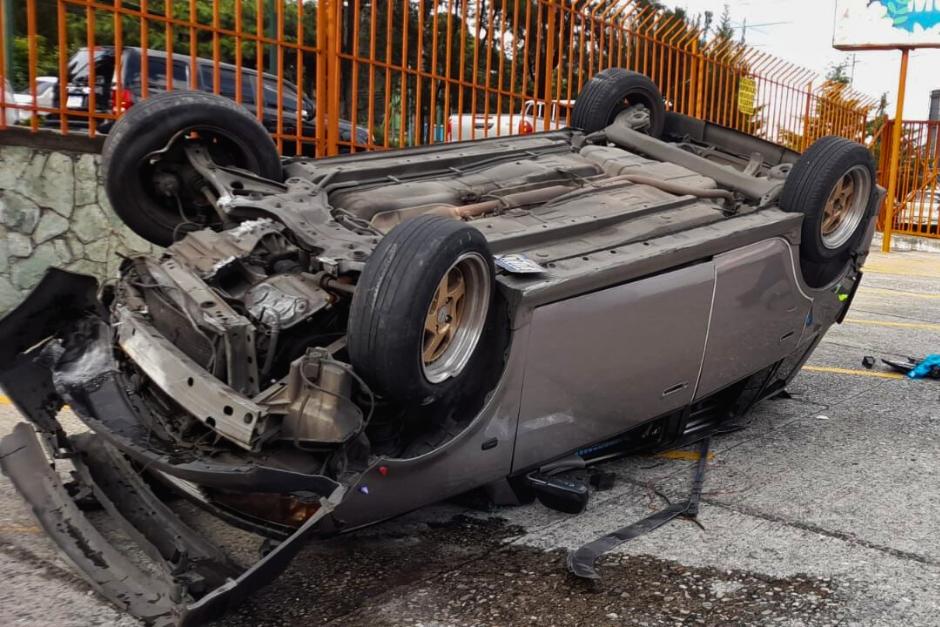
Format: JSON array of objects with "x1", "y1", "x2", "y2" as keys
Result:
[
  {"x1": 347, "y1": 215, "x2": 496, "y2": 403},
  {"x1": 780, "y1": 136, "x2": 876, "y2": 265},
  {"x1": 102, "y1": 90, "x2": 282, "y2": 247},
  {"x1": 570, "y1": 69, "x2": 666, "y2": 138}
]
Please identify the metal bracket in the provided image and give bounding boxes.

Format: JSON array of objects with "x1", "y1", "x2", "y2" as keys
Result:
[{"x1": 116, "y1": 308, "x2": 268, "y2": 450}]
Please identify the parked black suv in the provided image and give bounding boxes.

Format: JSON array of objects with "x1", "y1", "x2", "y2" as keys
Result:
[{"x1": 54, "y1": 47, "x2": 368, "y2": 153}]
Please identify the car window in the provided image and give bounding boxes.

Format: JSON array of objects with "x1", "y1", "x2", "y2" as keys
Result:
[
  {"x1": 67, "y1": 49, "x2": 107, "y2": 85},
  {"x1": 199, "y1": 65, "x2": 257, "y2": 106},
  {"x1": 142, "y1": 57, "x2": 190, "y2": 91},
  {"x1": 261, "y1": 77, "x2": 299, "y2": 112}
]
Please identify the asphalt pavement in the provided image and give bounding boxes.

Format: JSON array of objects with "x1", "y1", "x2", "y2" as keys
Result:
[{"x1": 1, "y1": 248, "x2": 938, "y2": 626}]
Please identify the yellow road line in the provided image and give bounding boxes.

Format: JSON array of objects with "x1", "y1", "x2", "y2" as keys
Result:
[
  {"x1": 843, "y1": 317, "x2": 940, "y2": 332},
  {"x1": 859, "y1": 287, "x2": 940, "y2": 300},
  {"x1": 656, "y1": 449, "x2": 715, "y2": 462},
  {"x1": 801, "y1": 365, "x2": 906, "y2": 380},
  {"x1": 0, "y1": 525, "x2": 41, "y2": 534},
  {"x1": 863, "y1": 257, "x2": 940, "y2": 279},
  {"x1": 0, "y1": 395, "x2": 9, "y2": 405}
]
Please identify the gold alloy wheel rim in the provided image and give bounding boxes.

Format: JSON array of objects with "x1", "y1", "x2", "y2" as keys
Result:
[
  {"x1": 423, "y1": 266, "x2": 467, "y2": 364},
  {"x1": 420, "y1": 252, "x2": 491, "y2": 384},
  {"x1": 822, "y1": 174, "x2": 856, "y2": 235},
  {"x1": 820, "y1": 165, "x2": 871, "y2": 250}
]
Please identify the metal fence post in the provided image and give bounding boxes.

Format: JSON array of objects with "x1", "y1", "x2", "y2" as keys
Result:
[
  {"x1": 316, "y1": 0, "x2": 341, "y2": 156},
  {"x1": 542, "y1": 3, "x2": 557, "y2": 132},
  {"x1": 801, "y1": 80, "x2": 814, "y2": 152},
  {"x1": 326, "y1": 0, "x2": 342, "y2": 156}
]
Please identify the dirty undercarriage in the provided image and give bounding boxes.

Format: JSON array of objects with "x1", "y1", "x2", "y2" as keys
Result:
[{"x1": 0, "y1": 72, "x2": 879, "y2": 625}]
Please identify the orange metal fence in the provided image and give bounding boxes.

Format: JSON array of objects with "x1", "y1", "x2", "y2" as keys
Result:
[
  {"x1": 874, "y1": 119, "x2": 940, "y2": 240},
  {"x1": 0, "y1": 0, "x2": 875, "y2": 157}
]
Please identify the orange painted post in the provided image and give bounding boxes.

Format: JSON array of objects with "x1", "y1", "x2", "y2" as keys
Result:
[
  {"x1": 189, "y1": 0, "x2": 197, "y2": 90},
  {"x1": 26, "y1": 0, "x2": 38, "y2": 130},
  {"x1": 213, "y1": 0, "x2": 221, "y2": 94},
  {"x1": 801, "y1": 80, "x2": 814, "y2": 152},
  {"x1": 140, "y1": 0, "x2": 149, "y2": 101},
  {"x1": 398, "y1": 0, "x2": 409, "y2": 147},
  {"x1": 694, "y1": 40, "x2": 705, "y2": 119},
  {"x1": 56, "y1": 0, "x2": 69, "y2": 133},
  {"x1": 114, "y1": 0, "x2": 124, "y2": 118},
  {"x1": 165, "y1": 0, "x2": 174, "y2": 95},
  {"x1": 315, "y1": 0, "x2": 328, "y2": 155},
  {"x1": 255, "y1": 0, "x2": 265, "y2": 123},
  {"x1": 86, "y1": 3, "x2": 97, "y2": 136},
  {"x1": 235, "y1": 0, "x2": 243, "y2": 105},
  {"x1": 542, "y1": 3, "x2": 557, "y2": 132},
  {"x1": 326, "y1": 0, "x2": 342, "y2": 155},
  {"x1": 295, "y1": 0, "x2": 305, "y2": 155},
  {"x1": 882, "y1": 48, "x2": 911, "y2": 253},
  {"x1": 481, "y1": 1, "x2": 495, "y2": 138},
  {"x1": 275, "y1": 0, "x2": 284, "y2": 153},
  {"x1": 0, "y1": 0, "x2": 6, "y2": 130},
  {"x1": 349, "y1": 0, "x2": 362, "y2": 151}
]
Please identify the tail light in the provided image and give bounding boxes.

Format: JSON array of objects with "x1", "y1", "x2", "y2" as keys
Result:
[
  {"x1": 113, "y1": 88, "x2": 134, "y2": 114},
  {"x1": 519, "y1": 120, "x2": 534, "y2": 135},
  {"x1": 446, "y1": 118, "x2": 452, "y2": 142}
]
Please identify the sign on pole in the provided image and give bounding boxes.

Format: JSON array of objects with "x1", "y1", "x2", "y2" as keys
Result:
[
  {"x1": 834, "y1": 0, "x2": 940, "y2": 50},
  {"x1": 833, "y1": 2, "x2": 940, "y2": 251}
]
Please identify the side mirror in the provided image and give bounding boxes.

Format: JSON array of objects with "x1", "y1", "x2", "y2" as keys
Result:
[{"x1": 526, "y1": 473, "x2": 589, "y2": 514}]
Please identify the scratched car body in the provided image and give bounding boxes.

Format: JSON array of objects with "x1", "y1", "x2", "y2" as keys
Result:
[{"x1": 0, "y1": 71, "x2": 880, "y2": 625}]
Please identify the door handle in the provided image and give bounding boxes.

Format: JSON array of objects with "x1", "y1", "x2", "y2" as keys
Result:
[{"x1": 662, "y1": 382, "x2": 688, "y2": 397}]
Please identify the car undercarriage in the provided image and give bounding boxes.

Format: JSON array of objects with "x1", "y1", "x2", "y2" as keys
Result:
[{"x1": 0, "y1": 71, "x2": 880, "y2": 625}]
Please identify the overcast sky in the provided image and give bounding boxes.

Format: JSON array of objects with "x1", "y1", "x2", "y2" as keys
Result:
[{"x1": 674, "y1": 0, "x2": 940, "y2": 119}]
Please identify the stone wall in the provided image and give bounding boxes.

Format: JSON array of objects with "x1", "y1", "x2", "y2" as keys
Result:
[{"x1": 0, "y1": 139, "x2": 162, "y2": 315}]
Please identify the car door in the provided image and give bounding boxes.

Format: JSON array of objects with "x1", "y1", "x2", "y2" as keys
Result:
[
  {"x1": 512, "y1": 260, "x2": 716, "y2": 471},
  {"x1": 694, "y1": 238, "x2": 812, "y2": 400}
]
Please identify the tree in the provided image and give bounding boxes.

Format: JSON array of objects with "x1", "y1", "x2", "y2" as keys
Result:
[
  {"x1": 867, "y1": 91, "x2": 889, "y2": 148},
  {"x1": 826, "y1": 60, "x2": 851, "y2": 86},
  {"x1": 10, "y1": 36, "x2": 59, "y2": 91},
  {"x1": 715, "y1": 4, "x2": 734, "y2": 41}
]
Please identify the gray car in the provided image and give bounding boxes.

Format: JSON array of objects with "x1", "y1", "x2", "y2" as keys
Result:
[{"x1": 0, "y1": 70, "x2": 880, "y2": 625}]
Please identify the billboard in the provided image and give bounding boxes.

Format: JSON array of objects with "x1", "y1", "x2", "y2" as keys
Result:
[{"x1": 834, "y1": 1, "x2": 940, "y2": 50}]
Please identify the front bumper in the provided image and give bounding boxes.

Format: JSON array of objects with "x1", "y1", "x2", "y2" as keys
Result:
[{"x1": 0, "y1": 270, "x2": 346, "y2": 625}]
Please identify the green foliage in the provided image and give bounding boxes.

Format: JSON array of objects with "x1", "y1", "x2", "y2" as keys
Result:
[
  {"x1": 715, "y1": 4, "x2": 734, "y2": 41},
  {"x1": 825, "y1": 60, "x2": 851, "y2": 86},
  {"x1": 10, "y1": 36, "x2": 60, "y2": 91}
]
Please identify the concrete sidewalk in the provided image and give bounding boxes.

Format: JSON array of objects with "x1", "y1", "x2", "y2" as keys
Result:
[{"x1": 1, "y1": 249, "x2": 938, "y2": 626}]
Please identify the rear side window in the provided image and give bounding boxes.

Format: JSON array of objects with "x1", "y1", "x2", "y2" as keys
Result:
[
  {"x1": 261, "y1": 77, "x2": 298, "y2": 112},
  {"x1": 144, "y1": 57, "x2": 189, "y2": 91},
  {"x1": 205, "y1": 66, "x2": 256, "y2": 106},
  {"x1": 67, "y1": 49, "x2": 106, "y2": 85}
]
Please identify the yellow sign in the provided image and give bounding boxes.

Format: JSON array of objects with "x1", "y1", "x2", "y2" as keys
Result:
[{"x1": 737, "y1": 77, "x2": 757, "y2": 116}]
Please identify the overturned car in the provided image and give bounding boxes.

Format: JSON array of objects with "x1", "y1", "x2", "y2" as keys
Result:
[{"x1": 0, "y1": 70, "x2": 880, "y2": 624}]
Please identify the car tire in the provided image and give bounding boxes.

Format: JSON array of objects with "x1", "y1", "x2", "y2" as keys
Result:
[
  {"x1": 780, "y1": 136, "x2": 876, "y2": 265},
  {"x1": 570, "y1": 69, "x2": 666, "y2": 138},
  {"x1": 102, "y1": 90, "x2": 282, "y2": 247},
  {"x1": 347, "y1": 215, "x2": 497, "y2": 404}
]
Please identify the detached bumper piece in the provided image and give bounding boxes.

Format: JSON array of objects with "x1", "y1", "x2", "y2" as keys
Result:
[{"x1": 0, "y1": 423, "x2": 343, "y2": 626}]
